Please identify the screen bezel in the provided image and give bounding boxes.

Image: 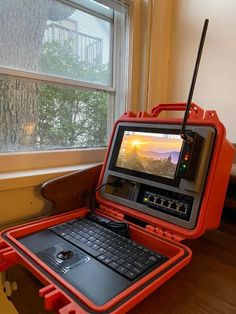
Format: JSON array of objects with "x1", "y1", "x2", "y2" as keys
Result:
[{"x1": 108, "y1": 125, "x2": 184, "y2": 187}]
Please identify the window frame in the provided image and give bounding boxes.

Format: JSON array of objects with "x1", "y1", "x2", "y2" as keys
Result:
[{"x1": 0, "y1": 0, "x2": 130, "y2": 176}]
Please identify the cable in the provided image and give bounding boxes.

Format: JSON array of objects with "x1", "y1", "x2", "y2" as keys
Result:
[
  {"x1": 89, "y1": 181, "x2": 123, "y2": 210},
  {"x1": 86, "y1": 213, "x2": 130, "y2": 238},
  {"x1": 88, "y1": 180, "x2": 129, "y2": 236}
]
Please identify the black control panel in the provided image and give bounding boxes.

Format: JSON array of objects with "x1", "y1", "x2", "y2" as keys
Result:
[
  {"x1": 138, "y1": 188, "x2": 193, "y2": 221},
  {"x1": 176, "y1": 132, "x2": 204, "y2": 181},
  {"x1": 105, "y1": 176, "x2": 194, "y2": 221}
]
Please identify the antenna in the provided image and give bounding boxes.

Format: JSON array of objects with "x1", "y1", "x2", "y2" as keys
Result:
[{"x1": 180, "y1": 19, "x2": 209, "y2": 143}]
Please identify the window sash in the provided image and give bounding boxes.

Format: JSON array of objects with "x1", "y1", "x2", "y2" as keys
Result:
[
  {"x1": 64, "y1": 0, "x2": 129, "y2": 19},
  {"x1": 0, "y1": 67, "x2": 115, "y2": 93}
]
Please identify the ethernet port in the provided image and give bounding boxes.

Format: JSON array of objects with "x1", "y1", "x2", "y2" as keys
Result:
[
  {"x1": 162, "y1": 200, "x2": 169, "y2": 207},
  {"x1": 148, "y1": 195, "x2": 155, "y2": 203},
  {"x1": 170, "y1": 202, "x2": 177, "y2": 210},
  {"x1": 155, "y1": 198, "x2": 161, "y2": 204},
  {"x1": 179, "y1": 205, "x2": 186, "y2": 213}
]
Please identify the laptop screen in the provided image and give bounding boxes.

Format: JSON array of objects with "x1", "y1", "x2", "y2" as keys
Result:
[{"x1": 115, "y1": 130, "x2": 183, "y2": 180}]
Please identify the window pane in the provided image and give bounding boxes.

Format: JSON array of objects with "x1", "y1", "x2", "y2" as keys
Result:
[
  {"x1": 0, "y1": 75, "x2": 109, "y2": 152},
  {"x1": 0, "y1": 0, "x2": 112, "y2": 85}
]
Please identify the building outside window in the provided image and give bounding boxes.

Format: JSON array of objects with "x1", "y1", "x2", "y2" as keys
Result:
[{"x1": 0, "y1": 0, "x2": 129, "y2": 154}]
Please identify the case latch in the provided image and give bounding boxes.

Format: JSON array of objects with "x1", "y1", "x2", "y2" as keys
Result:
[{"x1": 39, "y1": 284, "x2": 88, "y2": 314}]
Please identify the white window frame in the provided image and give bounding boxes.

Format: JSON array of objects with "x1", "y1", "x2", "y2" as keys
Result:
[{"x1": 0, "y1": 0, "x2": 130, "y2": 181}]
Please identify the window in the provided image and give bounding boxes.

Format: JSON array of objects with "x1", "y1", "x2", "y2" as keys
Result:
[{"x1": 0, "y1": 0, "x2": 129, "y2": 154}]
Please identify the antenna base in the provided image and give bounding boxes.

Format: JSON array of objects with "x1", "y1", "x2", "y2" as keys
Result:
[{"x1": 180, "y1": 133, "x2": 193, "y2": 144}]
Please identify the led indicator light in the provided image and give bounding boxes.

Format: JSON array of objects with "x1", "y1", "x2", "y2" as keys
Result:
[
  {"x1": 184, "y1": 154, "x2": 189, "y2": 161},
  {"x1": 183, "y1": 164, "x2": 187, "y2": 168}
]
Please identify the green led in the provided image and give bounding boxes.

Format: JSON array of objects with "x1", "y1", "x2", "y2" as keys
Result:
[
  {"x1": 183, "y1": 164, "x2": 187, "y2": 168},
  {"x1": 144, "y1": 198, "x2": 148, "y2": 202}
]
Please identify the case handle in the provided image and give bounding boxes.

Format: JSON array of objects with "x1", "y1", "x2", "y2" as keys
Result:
[{"x1": 151, "y1": 103, "x2": 204, "y2": 120}]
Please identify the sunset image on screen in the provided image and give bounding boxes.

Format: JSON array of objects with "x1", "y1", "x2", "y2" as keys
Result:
[{"x1": 116, "y1": 131, "x2": 183, "y2": 179}]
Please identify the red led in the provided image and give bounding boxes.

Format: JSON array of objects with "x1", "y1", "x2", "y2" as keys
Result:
[{"x1": 184, "y1": 153, "x2": 189, "y2": 161}]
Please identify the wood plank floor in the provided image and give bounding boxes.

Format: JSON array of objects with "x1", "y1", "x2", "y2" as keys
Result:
[
  {"x1": 7, "y1": 208, "x2": 236, "y2": 314},
  {"x1": 129, "y1": 208, "x2": 236, "y2": 314}
]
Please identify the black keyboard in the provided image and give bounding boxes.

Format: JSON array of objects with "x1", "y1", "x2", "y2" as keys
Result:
[{"x1": 50, "y1": 218, "x2": 168, "y2": 281}]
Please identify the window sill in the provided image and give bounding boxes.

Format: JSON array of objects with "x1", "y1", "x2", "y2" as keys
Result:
[{"x1": 0, "y1": 163, "x2": 102, "y2": 191}]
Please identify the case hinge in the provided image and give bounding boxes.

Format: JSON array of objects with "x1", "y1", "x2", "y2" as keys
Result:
[
  {"x1": 98, "y1": 206, "x2": 184, "y2": 242},
  {"x1": 0, "y1": 242, "x2": 17, "y2": 272},
  {"x1": 99, "y1": 205, "x2": 124, "y2": 219},
  {"x1": 145, "y1": 225, "x2": 184, "y2": 242}
]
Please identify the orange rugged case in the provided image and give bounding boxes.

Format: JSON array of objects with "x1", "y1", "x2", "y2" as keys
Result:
[{"x1": 0, "y1": 103, "x2": 234, "y2": 314}]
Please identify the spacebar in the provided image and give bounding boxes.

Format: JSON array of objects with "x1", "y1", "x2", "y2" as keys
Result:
[{"x1": 67, "y1": 238, "x2": 100, "y2": 257}]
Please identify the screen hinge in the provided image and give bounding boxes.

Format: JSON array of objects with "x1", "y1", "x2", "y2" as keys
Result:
[{"x1": 145, "y1": 224, "x2": 184, "y2": 242}]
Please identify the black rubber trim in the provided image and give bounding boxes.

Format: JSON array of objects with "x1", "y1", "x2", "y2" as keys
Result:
[{"x1": 2, "y1": 232, "x2": 189, "y2": 314}]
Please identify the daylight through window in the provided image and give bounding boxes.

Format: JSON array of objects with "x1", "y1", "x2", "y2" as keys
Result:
[{"x1": 0, "y1": 0, "x2": 129, "y2": 152}]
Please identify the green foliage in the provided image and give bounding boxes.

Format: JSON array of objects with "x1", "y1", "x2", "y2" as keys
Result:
[
  {"x1": 41, "y1": 41, "x2": 110, "y2": 85},
  {"x1": 38, "y1": 40, "x2": 109, "y2": 149}
]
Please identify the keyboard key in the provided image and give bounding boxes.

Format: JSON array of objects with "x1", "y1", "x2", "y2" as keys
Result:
[
  {"x1": 107, "y1": 246, "x2": 116, "y2": 253},
  {"x1": 117, "y1": 266, "x2": 128, "y2": 275},
  {"x1": 127, "y1": 257, "x2": 135, "y2": 263},
  {"x1": 88, "y1": 236, "x2": 95, "y2": 241},
  {"x1": 124, "y1": 263, "x2": 133, "y2": 270},
  {"x1": 95, "y1": 240, "x2": 102, "y2": 245},
  {"x1": 97, "y1": 248, "x2": 106, "y2": 254},
  {"x1": 132, "y1": 267, "x2": 142, "y2": 275},
  {"x1": 91, "y1": 244, "x2": 99, "y2": 250},
  {"x1": 111, "y1": 255, "x2": 119, "y2": 262},
  {"x1": 149, "y1": 256, "x2": 159, "y2": 262},
  {"x1": 98, "y1": 255, "x2": 106, "y2": 261},
  {"x1": 145, "y1": 260, "x2": 155, "y2": 267},
  {"x1": 133, "y1": 260, "x2": 147, "y2": 270},
  {"x1": 110, "y1": 261, "x2": 119, "y2": 269},
  {"x1": 104, "y1": 258, "x2": 112, "y2": 264},
  {"x1": 114, "y1": 250, "x2": 123, "y2": 257},
  {"x1": 104, "y1": 252, "x2": 113, "y2": 259},
  {"x1": 139, "y1": 256, "x2": 147, "y2": 263},
  {"x1": 117, "y1": 258, "x2": 125, "y2": 265},
  {"x1": 126, "y1": 271, "x2": 137, "y2": 280},
  {"x1": 80, "y1": 238, "x2": 87, "y2": 243}
]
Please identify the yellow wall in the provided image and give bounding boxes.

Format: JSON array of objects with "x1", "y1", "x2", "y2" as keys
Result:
[
  {"x1": 167, "y1": 0, "x2": 236, "y2": 142},
  {"x1": 129, "y1": 0, "x2": 173, "y2": 111}
]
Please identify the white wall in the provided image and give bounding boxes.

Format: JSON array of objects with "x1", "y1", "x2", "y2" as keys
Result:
[{"x1": 167, "y1": 0, "x2": 236, "y2": 142}]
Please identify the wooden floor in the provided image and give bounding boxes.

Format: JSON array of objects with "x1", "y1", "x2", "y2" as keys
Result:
[
  {"x1": 129, "y1": 209, "x2": 236, "y2": 314},
  {"x1": 7, "y1": 208, "x2": 236, "y2": 314}
]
